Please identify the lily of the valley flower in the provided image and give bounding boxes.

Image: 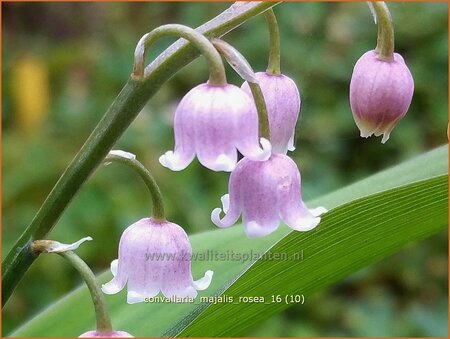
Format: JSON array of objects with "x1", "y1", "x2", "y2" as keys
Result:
[
  {"x1": 241, "y1": 72, "x2": 300, "y2": 154},
  {"x1": 79, "y1": 331, "x2": 133, "y2": 338},
  {"x1": 159, "y1": 83, "x2": 271, "y2": 172},
  {"x1": 211, "y1": 154, "x2": 327, "y2": 238},
  {"x1": 349, "y1": 50, "x2": 414, "y2": 143},
  {"x1": 102, "y1": 218, "x2": 213, "y2": 304}
]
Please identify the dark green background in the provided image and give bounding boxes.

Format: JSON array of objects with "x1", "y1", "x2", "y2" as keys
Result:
[{"x1": 2, "y1": 2, "x2": 448, "y2": 337}]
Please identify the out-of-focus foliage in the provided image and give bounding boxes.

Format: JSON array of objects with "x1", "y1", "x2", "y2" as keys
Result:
[{"x1": 2, "y1": 2, "x2": 447, "y2": 337}]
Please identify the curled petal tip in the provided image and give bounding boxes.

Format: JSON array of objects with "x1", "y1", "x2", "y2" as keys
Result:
[
  {"x1": 159, "y1": 151, "x2": 189, "y2": 171},
  {"x1": 245, "y1": 220, "x2": 279, "y2": 238},
  {"x1": 259, "y1": 138, "x2": 272, "y2": 160},
  {"x1": 381, "y1": 132, "x2": 391, "y2": 144},
  {"x1": 127, "y1": 291, "x2": 146, "y2": 304},
  {"x1": 220, "y1": 194, "x2": 230, "y2": 214},
  {"x1": 211, "y1": 154, "x2": 236, "y2": 172},
  {"x1": 211, "y1": 208, "x2": 225, "y2": 228},
  {"x1": 289, "y1": 216, "x2": 321, "y2": 232},
  {"x1": 193, "y1": 270, "x2": 214, "y2": 290},
  {"x1": 110, "y1": 259, "x2": 118, "y2": 277},
  {"x1": 310, "y1": 206, "x2": 328, "y2": 217},
  {"x1": 101, "y1": 280, "x2": 124, "y2": 295},
  {"x1": 287, "y1": 134, "x2": 296, "y2": 152}
]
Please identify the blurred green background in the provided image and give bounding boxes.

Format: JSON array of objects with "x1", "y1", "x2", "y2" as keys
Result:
[{"x1": 2, "y1": 2, "x2": 448, "y2": 337}]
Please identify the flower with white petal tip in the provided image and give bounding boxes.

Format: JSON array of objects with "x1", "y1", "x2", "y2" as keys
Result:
[
  {"x1": 102, "y1": 218, "x2": 213, "y2": 304},
  {"x1": 159, "y1": 83, "x2": 271, "y2": 172},
  {"x1": 212, "y1": 154, "x2": 327, "y2": 238},
  {"x1": 241, "y1": 72, "x2": 300, "y2": 154},
  {"x1": 350, "y1": 50, "x2": 414, "y2": 143}
]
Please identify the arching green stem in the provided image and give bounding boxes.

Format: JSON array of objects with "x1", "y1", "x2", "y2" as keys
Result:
[
  {"x1": 264, "y1": 9, "x2": 281, "y2": 74},
  {"x1": 2, "y1": 1, "x2": 279, "y2": 307},
  {"x1": 133, "y1": 24, "x2": 226, "y2": 85},
  {"x1": 31, "y1": 239, "x2": 113, "y2": 334},
  {"x1": 372, "y1": 2, "x2": 394, "y2": 61},
  {"x1": 59, "y1": 251, "x2": 113, "y2": 333},
  {"x1": 104, "y1": 152, "x2": 165, "y2": 221},
  {"x1": 212, "y1": 38, "x2": 271, "y2": 141}
]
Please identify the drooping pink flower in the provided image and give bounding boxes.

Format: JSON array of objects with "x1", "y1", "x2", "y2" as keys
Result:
[
  {"x1": 241, "y1": 72, "x2": 300, "y2": 154},
  {"x1": 159, "y1": 83, "x2": 271, "y2": 172},
  {"x1": 79, "y1": 330, "x2": 133, "y2": 338},
  {"x1": 102, "y1": 218, "x2": 213, "y2": 304},
  {"x1": 350, "y1": 50, "x2": 414, "y2": 143},
  {"x1": 211, "y1": 154, "x2": 327, "y2": 238}
]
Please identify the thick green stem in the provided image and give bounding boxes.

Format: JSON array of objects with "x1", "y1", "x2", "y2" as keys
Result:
[
  {"x1": 104, "y1": 153, "x2": 165, "y2": 220},
  {"x1": 58, "y1": 251, "x2": 113, "y2": 333},
  {"x1": 264, "y1": 9, "x2": 281, "y2": 74},
  {"x1": 372, "y1": 2, "x2": 394, "y2": 61},
  {"x1": 2, "y1": 1, "x2": 280, "y2": 307},
  {"x1": 212, "y1": 38, "x2": 271, "y2": 141},
  {"x1": 133, "y1": 24, "x2": 226, "y2": 85}
]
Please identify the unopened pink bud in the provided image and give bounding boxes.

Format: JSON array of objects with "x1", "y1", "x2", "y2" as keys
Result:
[{"x1": 349, "y1": 50, "x2": 414, "y2": 143}]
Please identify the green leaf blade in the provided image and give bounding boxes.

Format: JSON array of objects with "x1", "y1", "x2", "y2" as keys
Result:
[
  {"x1": 175, "y1": 175, "x2": 447, "y2": 337},
  {"x1": 9, "y1": 146, "x2": 448, "y2": 337}
]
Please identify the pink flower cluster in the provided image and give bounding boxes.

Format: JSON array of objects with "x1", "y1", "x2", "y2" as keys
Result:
[
  {"x1": 102, "y1": 69, "x2": 328, "y2": 306},
  {"x1": 102, "y1": 37, "x2": 413, "y2": 311}
]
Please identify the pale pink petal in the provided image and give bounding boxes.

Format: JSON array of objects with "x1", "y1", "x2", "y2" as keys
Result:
[
  {"x1": 240, "y1": 158, "x2": 281, "y2": 238},
  {"x1": 211, "y1": 160, "x2": 245, "y2": 228},
  {"x1": 159, "y1": 84, "x2": 199, "y2": 171},
  {"x1": 275, "y1": 158, "x2": 327, "y2": 232},
  {"x1": 242, "y1": 72, "x2": 300, "y2": 154},
  {"x1": 104, "y1": 218, "x2": 213, "y2": 303}
]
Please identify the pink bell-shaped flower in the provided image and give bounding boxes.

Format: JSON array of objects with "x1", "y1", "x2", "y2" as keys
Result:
[
  {"x1": 211, "y1": 154, "x2": 327, "y2": 238},
  {"x1": 79, "y1": 330, "x2": 133, "y2": 338},
  {"x1": 241, "y1": 72, "x2": 300, "y2": 154},
  {"x1": 159, "y1": 83, "x2": 271, "y2": 172},
  {"x1": 350, "y1": 50, "x2": 414, "y2": 143},
  {"x1": 102, "y1": 218, "x2": 213, "y2": 304}
]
